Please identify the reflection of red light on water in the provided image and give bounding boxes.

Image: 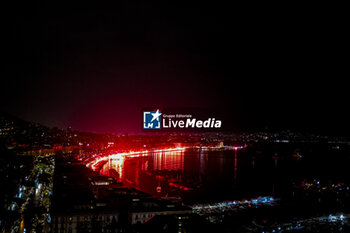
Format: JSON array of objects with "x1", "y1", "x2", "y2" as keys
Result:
[
  {"x1": 84, "y1": 146, "x2": 243, "y2": 193},
  {"x1": 86, "y1": 147, "x2": 186, "y2": 171}
]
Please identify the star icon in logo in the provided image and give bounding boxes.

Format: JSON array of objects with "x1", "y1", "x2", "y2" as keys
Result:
[{"x1": 151, "y1": 109, "x2": 161, "y2": 122}]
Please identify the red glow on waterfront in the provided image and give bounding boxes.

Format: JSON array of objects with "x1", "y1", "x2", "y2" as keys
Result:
[
  {"x1": 86, "y1": 147, "x2": 187, "y2": 171},
  {"x1": 85, "y1": 146, "x2": 246, "y2": 172},
  {"x1": 82, "y1": 145, "x2": 246, "y2": 196}
]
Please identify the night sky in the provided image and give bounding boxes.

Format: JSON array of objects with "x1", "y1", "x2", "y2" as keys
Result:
[{"x1": 1, "y1": 2, "x2": 348, "y2": 134}]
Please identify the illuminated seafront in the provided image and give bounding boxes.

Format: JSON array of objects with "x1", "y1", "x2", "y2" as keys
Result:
[
  {"x1": 83, "y1": 146, "x2": 246, "y2": 202},
  {"x1": 78, "y1": 144, "x2": 350, "y2": 232}
]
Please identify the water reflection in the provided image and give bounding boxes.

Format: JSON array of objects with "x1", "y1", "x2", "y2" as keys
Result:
[
  {"x1": 234, "y1": 149, "x2": 238, "y2": 187},
  {"x1": 152, "y1": 151, "x2": 184, "y2": 171},
  {"x1": 99, "y1": 149, "x2": 247, "y2": 202},
  {"x1": 100, "y1": 151, "x2": 186, "y2": 189},
  {"x1": 94, "y1": 145, "x2": 350, "y2": 229},
  {"x1": 100, "y1": 155, "x2": 125, "y2": 181},
  {"x1": 97, "y1": 145, "x2": 350, "y2": 206}
]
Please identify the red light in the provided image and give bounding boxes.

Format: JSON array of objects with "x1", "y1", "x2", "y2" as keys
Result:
[{"x1": 86, "y1": 147, "x2": 186, "y2": 171}]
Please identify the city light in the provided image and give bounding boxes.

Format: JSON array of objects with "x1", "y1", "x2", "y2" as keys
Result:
[
  {"x1": 86, "y1": 147, "x2": 187, "y2": 171},
  {"x1": 191, "y1": 196, "x2": 277, "y2": 215}
]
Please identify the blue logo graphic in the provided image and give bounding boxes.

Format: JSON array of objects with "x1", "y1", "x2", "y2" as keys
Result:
[{"x1": 143, "y1": 110, "x2": 162, "y2": 129}]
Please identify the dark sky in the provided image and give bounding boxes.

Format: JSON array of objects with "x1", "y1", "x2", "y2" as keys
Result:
[{"x1": 1, "y1": 2, "x2": 349, "y2": 135}]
